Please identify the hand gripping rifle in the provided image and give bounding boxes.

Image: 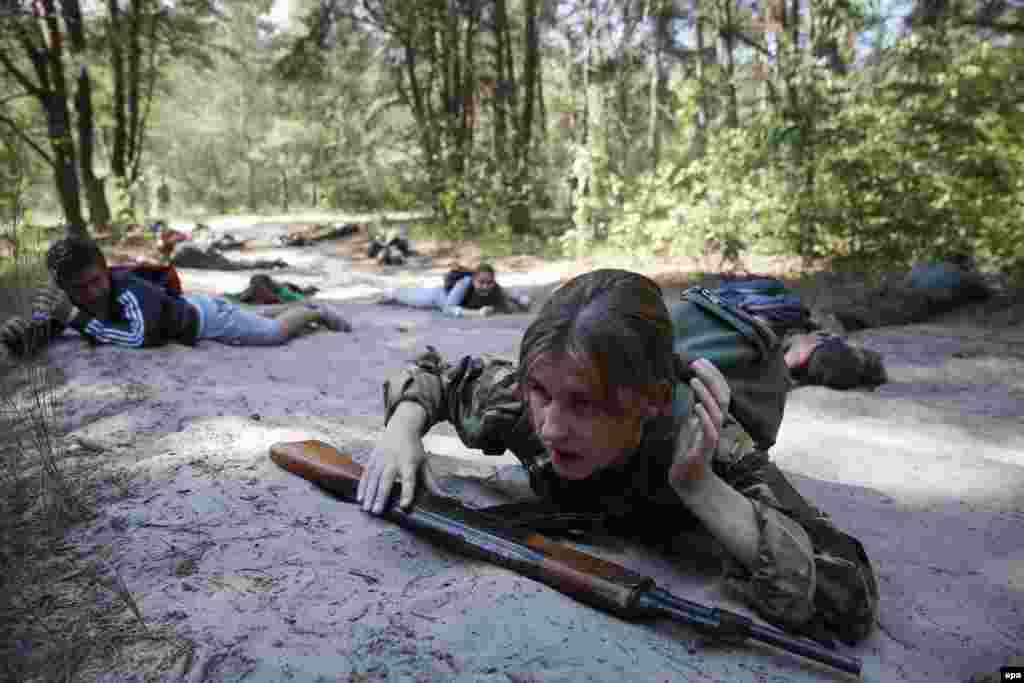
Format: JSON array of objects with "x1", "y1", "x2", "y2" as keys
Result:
[{"x1": 269, "y1": 440, "x2": 862, "y2": 678}]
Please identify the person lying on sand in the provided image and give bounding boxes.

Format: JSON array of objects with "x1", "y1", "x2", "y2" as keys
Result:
[
  {"x1": 358, "y1": 269, "x2": 878, "y2": 645},
  {"x1": 226, "y1": 274, "x2": 319, "y2": 306},
  {"x1": 378, "y1": 263, "x2": 530, "y2": 318},
  {"x1": 169, "y1": 241, "x2": 290, "y2": 271},
  {"x1": 1, "y1": 237, "x2": 350, "y2": 357},
  {"x1": 783, "y1": 332, "x2": 887, "y2": 390}
]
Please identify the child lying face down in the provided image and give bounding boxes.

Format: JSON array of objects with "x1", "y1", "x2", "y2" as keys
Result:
[
  {"x1": 0, "y1": 237, "x2": 351, "y2": 359},
  {"x1": 378, "y1": 263, "x2": 530, "y2": 318}
]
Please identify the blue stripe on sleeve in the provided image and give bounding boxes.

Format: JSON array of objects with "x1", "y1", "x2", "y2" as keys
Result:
[{"x1": 83, "y1": 291, "x2": 146, "y2": 347}]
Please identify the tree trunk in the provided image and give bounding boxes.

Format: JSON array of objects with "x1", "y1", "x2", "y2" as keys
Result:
[
  {"x1": 37, "y1": 3, "x2": 88, "y2": 236},
  {"x1": 722, "y1": 0, "x2": 740, "y2": 128},
  {"x1": 50, "y1": 124, "x2": 88, "y2": 238},
  {"x1": 492, "y1": 0, "x2": 510, "y2": 165},
  {"x1": 647, "y1": 11, "x2": 660, "y2": 166},
  {"x1": 690, "y1": 0, "x2": 709, "y2": 160},
  {"x1": 509, "y1": 0, "x2": 539, "y2": 234},
  {"x1": 75, "y1": 66, "x2": 112, "y2": 226},
  {"x1": 247, "y1": 159, "x2": 257, "y2": 210},
  {"x1": 109, "y1": 0, "x2": 127, "y2": 179},
  {"x1": 281, "y1": 169, "x2": 289, "y2": 212}
]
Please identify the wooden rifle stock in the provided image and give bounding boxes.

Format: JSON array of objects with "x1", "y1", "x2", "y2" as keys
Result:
[{"x1": 269, "y1": 440, "x2": 862, "y2": 678}]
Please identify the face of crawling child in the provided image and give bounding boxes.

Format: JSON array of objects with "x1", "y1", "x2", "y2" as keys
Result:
[
  {"x1": 65, "y1": 263, "x2": 112, "y2": 317},
  {"x1": 524, "y1": 352, "x2": 664, "y2": 480},
  {"x1": 473, "y1": 270, "x2": 496, "y2": 294}
]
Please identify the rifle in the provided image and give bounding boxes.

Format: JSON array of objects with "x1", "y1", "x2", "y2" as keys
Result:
[{"x1": 269, "y1": 440, "x2": 862, "y2": 678}]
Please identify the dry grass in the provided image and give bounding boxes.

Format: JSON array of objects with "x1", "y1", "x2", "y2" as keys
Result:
[{"x1": 0, "y1": 225, "x2": 191, "y2": 682}]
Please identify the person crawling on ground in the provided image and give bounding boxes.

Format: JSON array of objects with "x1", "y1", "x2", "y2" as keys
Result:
[
  {"x1": 358, "y1": 269, "x2": 879, "y2": 646},
  {"x1": 0, "y1": 237, "x2": 350, "y2": 358},
  {"x1": 378, "y1": 263, "x2": 530, "y2": 318}
]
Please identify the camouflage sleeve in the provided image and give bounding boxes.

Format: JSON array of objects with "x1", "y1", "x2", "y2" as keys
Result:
[
  {"x1": 713, "y1": 436, "x2": 879, "y2": 644},
  {"x1": 382, "y1": 347, "x2": 525, "y2": 455}
]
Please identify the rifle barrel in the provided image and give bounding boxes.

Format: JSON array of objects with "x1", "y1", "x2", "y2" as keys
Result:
[{"x1": 638, "y1": 589, "x2": 861, "y2": 676}]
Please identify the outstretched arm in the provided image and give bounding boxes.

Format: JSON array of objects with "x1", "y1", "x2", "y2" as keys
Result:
[{"x1": 358, "y1": 348, "x2": 525, "y2": 513}]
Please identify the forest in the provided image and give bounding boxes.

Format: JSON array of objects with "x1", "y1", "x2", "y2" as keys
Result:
[{"x1": 1, "y1": 0, "x2": 1022, "y2": 279}]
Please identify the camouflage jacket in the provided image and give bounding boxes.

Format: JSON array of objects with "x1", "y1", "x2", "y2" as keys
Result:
[{"x1": 383, "y1": 348, "x2": 879, "y2": 644}]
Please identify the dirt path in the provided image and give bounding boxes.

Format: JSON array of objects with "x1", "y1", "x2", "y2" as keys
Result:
[{"x1": 36, "y1": 223, "x2": 1024, "y2": 682}]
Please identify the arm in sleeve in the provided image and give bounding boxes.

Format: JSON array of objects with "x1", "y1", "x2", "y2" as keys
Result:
[
  {"x1": 443, "y1": 276, "x2": 473, "y2": 308},
  {"x1": 0, "y1": 312, "x2": 65, "y2": 357},
  {"x1": 383, "y1": 347, "x2": 525, "y2": 455},
  {"x1": 491, "y1": 285, "x2": 528, "y2": 314},
  {"x1": 712, "y1": 437, "x2": 879, "y2": 644},
  {"x1": 71, "y1": 290, "x2": 146, "y2": 348}
]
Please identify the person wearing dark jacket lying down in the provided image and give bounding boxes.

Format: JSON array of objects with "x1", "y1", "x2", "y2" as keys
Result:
[
  {"x1": 378, "y1": 263, "x2": 530, "y2": 318},
  {"x1": 0, "y1": 238, "x2": 350, "y2": 358},
  {"x1": 783, "y1": 332, "x2": 887, "y2": 390}
]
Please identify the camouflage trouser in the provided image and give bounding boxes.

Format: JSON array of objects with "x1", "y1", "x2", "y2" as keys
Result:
[{"x1": 714, "y1": 443, "x2": 881, "y2": 645}]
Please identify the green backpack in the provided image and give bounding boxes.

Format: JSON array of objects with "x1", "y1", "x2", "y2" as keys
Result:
[{"x1": 670, "y1": 287, "x2": 789, "y2": 451}]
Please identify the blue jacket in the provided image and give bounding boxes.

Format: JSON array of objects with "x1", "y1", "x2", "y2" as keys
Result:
[{"x1": 67, "y1": 271, "x2": 199, "y2": 348}]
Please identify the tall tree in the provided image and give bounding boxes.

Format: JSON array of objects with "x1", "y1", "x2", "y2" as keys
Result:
[
  {"x1": 0, "y1": 0, "x2": 219, "y2": 235},
  {"x1": 0, "y1": 1, "x2": 90, "y2": 235}
]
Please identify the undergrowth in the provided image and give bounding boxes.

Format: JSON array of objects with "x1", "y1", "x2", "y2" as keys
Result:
[{"x1": 0, "y1": 225, "x2": 190, "y2": 682}]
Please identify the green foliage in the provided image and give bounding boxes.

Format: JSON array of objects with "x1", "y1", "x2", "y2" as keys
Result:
[
  {"x1": 796, "y1": 32, "x2": 1024, "y2": 276},
  {"x1": 564, "y1": 78, "x2": 786, "y2": 267},
  {"x1": 610, "y1": 122, "x2": 791, "y2": 265},
  {"x1": 0, "y1": 144, "x2": 29, "y2": 234},
  {"x1": 7, "y1": 0, "x2": 1021, "y2": 285},
  {"x1": 110, "y1": 176, "x2": 139, "y2": 227},
  {"x1": 575, "y1": 25, "x2": 1024, "y2": 283}
]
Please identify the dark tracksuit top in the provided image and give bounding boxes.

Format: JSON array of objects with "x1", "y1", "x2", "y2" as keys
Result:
[{"x1": 60, "y1": 271, "x2": 200, "y2": 348}]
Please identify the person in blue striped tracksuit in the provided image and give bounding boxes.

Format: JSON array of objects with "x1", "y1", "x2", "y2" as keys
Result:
[{"x1": 28, "y1": 237, "x2": 351, "y2": 350}]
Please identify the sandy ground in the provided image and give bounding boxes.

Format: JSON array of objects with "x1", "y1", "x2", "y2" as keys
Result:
[{"x1": 30, "y1": 221, "x2": 1024, "y2": 682}]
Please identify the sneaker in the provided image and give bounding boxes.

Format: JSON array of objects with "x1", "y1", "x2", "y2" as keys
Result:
[{"x1": 312, "y1": 304, "x2": 352, "y2": 332}]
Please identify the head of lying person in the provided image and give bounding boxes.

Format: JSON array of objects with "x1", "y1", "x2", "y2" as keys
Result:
[
  {"x1": 518, "y1": 269, "x2": 685, "y2": 480},
  {"x1": 46, "y1": 237, "x2": 112, "y2": 318},
  {"x1": 465, "y1": 263, "x2": 501, "y2": 306},
  {"x1": 804, "y1": 336, "x2": 886, "y2": 389}
]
